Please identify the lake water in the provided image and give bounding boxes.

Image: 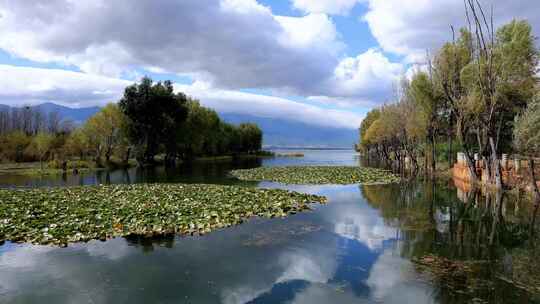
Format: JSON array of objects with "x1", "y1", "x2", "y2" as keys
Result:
[{"x1": 1, "y1": 150, "x2": 539, "y2": 303}]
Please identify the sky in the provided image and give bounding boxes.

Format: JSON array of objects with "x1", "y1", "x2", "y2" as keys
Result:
[{"x1": 0, "y1": 0, "x2": 538, "y2": 130}]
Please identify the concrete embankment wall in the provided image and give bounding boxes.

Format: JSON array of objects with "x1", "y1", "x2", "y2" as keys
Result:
[{"x1": 452, "y1": 152, "x2": 540, "y2": 191}]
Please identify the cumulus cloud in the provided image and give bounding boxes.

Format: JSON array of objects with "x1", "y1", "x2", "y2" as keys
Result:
[
  {"x1": 275, "y1": 14, "x2": 343, "y2": 53},
  {"x1": 0, "y1": 65, "x2": 363, "y2": 129},
  {"x1": 0, "y1": 0, "x2": 404, "y2": 105},
  {"x1": 363, "y1": 0, "x2": 540, "y2": 62},
  {"x1": 0, "y1": 0, "x2": 339, "y2": 96},
  {"x1": 325, "y1": 49, "x2": 403, "y2": 101},
  {"x1": 291, "y1": 0, "x2": 362, "y2": 15}
]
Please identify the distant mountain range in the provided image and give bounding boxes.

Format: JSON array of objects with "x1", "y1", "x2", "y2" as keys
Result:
[
  {"x1": 0, "y1": 102, "x2": 100, "y2": 125},
  {"x1": 0, "y1": 103, "x2": 357, "y2": 148}
]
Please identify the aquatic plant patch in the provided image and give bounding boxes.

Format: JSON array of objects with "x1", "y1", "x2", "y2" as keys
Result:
[
  {"x1": 0, "y1": 184, "x2": 327, "y2": 246},
  {"x1": 230, "y1": 166, "x2": 401, "y2": 185}
]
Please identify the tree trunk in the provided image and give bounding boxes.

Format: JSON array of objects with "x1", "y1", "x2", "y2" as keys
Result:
[
  {"x1": 124, "y1": 147, "x2": 131, "y2": 165},
  {"x1": 448, "y1": 132, "x2": 453, "y2": 168},
  {"x1": 528, "y1": 158, "x2": 540, "y2": 206},
  {"x1": 527, "y1": 158, "x2": 540, "y2": 236},
  {"x1": 489, "y1": 190, "x2": 504, "y2": 245},
  {"x1": 431, "y1": 135, "x2": 436, "y2": 175},
  {"x1": 464, "y1": 152, "x2": 478, "y2": 184},
  {"x1": 489, "y1": 137, "x2": 502, "y2": 189}
]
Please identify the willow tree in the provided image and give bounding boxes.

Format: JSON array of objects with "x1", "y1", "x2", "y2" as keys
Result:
[
  {"x1": 363, "y1": 118, "x2": 386, "y2": 162},
  {"x1": 83, "y1": 103, "x2": 129, "y2": 164},
  {"x1": 359, "y1": 109, "x2": 381, "y2": 153},
  {"x1": 460, "y1": 0, "x2": 538, "y2": 188},
  {"x1": 434, "y1": 28, "x2": 474, "y2": 174},
  {"x1": 514, "y1": 95, "x2": 540, "y2": 207},
  {"x1": 402, "y1": 82, "x2": 426, "y2": 172},
  {"x1": 410, "y1": 71, "x2": 444, "y2": 175},
  {"x1": 26, "y1": 132, "x2": 54, "y2": 170}
]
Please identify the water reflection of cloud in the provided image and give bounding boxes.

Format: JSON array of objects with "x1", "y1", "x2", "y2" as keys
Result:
[
  {"x1": 366, "y1": 246, "x2": 433, "y2": 303},
  {"x1": 221, "y1": 241, "x2": 339, "y2": 304},
  {"x1": 260, "y1": 183, "x2": 400, "y2": 250},
  {"x1": 287, "y1": 283, "x2": 361, "y2": 304},
  {"x1": 334, "y1": 211, "x2": 397, "y2": 250},
  {"x1": 83, "y1": 238, "x2": 132, "y2": 260},
  {"x1": 316, "y1": 186, "x2": 398, "y2": 251},
  {"x1": 277, "y1": 247, "x2": 337, "y2": 284},
  {"x1": 0, "y1": 180, "x2": 431, "y2": 303}
]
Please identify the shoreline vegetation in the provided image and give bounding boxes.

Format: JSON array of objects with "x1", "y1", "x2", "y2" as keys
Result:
[
  {"x1": 0, "y1": 77, "x2": 265, "y2": 173},
  {"x1": 231, "y1": 166, "x2": 400, "y2": 185},
  {"x1": 0, "y1": 183, "x2": 327, "y2": 246},
  {"x1": 276, "y1": 152, "x2": 304, "y2": 157},
  {"x1": 0, "y1": 150, "x2": 288, "y2": 176},
  {"x1": 356, "y1": 5, "x2": 540, "y2": 204}
]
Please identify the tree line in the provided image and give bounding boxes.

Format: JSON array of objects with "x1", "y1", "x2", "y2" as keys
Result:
[
  {"x1": 0, "y1": 77, "x2": 263, "y2": 168},
  {"x1": 358, "y1": 1, "x2": 539, "y2": 191}
]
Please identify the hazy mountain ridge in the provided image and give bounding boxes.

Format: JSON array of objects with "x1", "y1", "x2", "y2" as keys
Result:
[{"x1": 0, "y1": 103, "x2": 357, "y2": 148}]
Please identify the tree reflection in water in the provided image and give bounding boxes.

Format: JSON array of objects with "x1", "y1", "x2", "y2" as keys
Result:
[{"x1": 360, "y1": 181, "x2": 540, "y2": 302}]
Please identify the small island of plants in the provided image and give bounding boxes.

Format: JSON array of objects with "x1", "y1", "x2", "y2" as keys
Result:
[
  {"x1": 230, "y1": 166, "x2": 400, "y2": 185},
  {"x1": 0, "y1": 184, "x2": 327, "y2": 246}
]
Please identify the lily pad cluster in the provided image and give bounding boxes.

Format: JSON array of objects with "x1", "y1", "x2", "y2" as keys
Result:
[
  {"x1": 0, "y1": 184, "x2": 326, "y2": 246},
  {"x1": 230, "y1": 166, "x2": 400, "y2": 185}
]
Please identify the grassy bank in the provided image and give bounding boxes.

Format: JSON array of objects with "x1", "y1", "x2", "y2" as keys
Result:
[
  {"x1": 231, "y1": 166, "x2": 400, "y2": 185},
  {"x1": 0, "y1": 159, "x2": 138, "y2": 176},
  {"x1": 0, "y1": 183, "x2": 326, "y2": 246},
  {"x1": 0, "y1": 161, "x2": 97, "y2": 176},
  {"x1": 0, "y1": 152, "x2": 276, "y2": 176}
]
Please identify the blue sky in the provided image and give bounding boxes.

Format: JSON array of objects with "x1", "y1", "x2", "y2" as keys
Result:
[{"x1": 0, "y1": 0, "x2": 537, "y2": 129}]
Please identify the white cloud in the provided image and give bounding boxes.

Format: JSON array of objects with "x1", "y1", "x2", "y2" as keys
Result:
[
  {"x1": 176, "y1": 81, "x2": 363, "y2": 129},
  {"x1": 275, "y1": 14, "x2": 342, "y2": 53},
  {"x1": 291, "y1": 0, "x2": 362, "y2": 15},
  {"x1": 0, "y1": 0, "x2": 406, "y2": 106},
  {"x1": 0, "y1": 65, "x2": 130, "y2": 107},
  {"x1": 0, "y1": 65, "x2": 363, "y2": 129},
  {"x1": 0, "y1": 0, "x2": 339, "y2": 97},
  {"x1": 363, "y1": 0, "x2": 540, "y2": 62},
  {"x1": 327, "y1": 49, "x2": 403, "y2": 101}
]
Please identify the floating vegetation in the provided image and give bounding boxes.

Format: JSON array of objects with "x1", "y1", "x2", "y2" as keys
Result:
[
  {"x1": 0, "y1": 184, "x2": 327, "y2": 246},
  {"x1": 276, "y1": 153, "x2": 304, "y2": 157},
  {"x1": 230, "y1": 166, "x2": 400, "y2": 185}
]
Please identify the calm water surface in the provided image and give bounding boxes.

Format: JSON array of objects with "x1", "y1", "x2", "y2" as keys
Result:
[{"x1": 1, "y1": 149, "x2": 539, "y2": 303}]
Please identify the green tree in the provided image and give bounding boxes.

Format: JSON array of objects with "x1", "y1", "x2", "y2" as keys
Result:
[
  {"x1": 410, "y1": 71, "x2": 444, "y2": 174},
  {"x1": 119, "y1": 77, "x2": 188, "y2": 165},
  {"x1": 459, "y1": 4, "x2": 539, "y2": 187},
  {"x1": 2, "y1": 131, "x2": 31, "y2": 162},
  {"x1": 65, "y1": 128, "x2": 90, "y2": 160},
  {"x1": 359, "y1": 109, "x2": 381, "y2": 152},
  {"x1": 82, "y1": 103, "x2": 128, "y2": 165},
  {"x1": 513, "y1": 95, "x2": 540, "y2": 206},
  {"x1": 238, "y1": 123, "x2": 262, "y2": 153},
  {"x1": 26, "y1": 132, "x2": 54, "y2": 170}
]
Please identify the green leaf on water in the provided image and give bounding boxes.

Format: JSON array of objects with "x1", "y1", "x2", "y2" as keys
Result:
[
  {"x1": 230, "y1": 166, "x2": 400, "y2": 185},
  {"x1": 0, "y1": 183, "x2": 327, "y2": 246}
]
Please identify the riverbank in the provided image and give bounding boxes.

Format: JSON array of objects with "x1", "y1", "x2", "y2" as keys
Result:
[{"x1": 0, "y1": 152, "x2": 278, "y2": 177}]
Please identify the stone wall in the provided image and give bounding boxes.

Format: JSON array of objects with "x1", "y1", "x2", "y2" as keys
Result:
[{"x1": 453, "y1": 152, "x2": 540, "y2": 191}]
